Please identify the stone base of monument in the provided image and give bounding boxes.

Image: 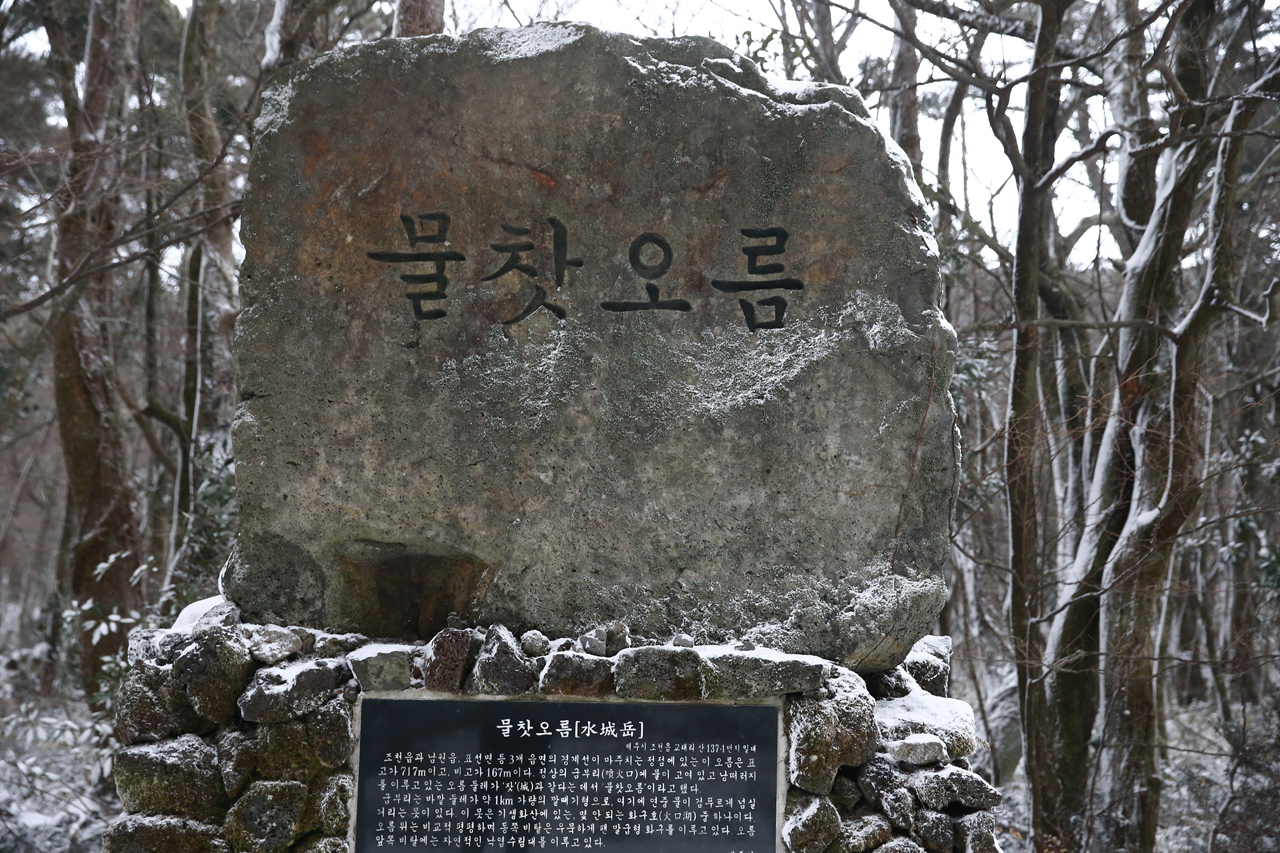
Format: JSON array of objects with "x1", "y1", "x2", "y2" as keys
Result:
[{"x1": 106, "y1": 601, "x2": 1001, "y2": 853}]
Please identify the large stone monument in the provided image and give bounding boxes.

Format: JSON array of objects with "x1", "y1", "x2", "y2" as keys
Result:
[{"x1": 226, "y1": 23, "x2": 957, "y2": 672}]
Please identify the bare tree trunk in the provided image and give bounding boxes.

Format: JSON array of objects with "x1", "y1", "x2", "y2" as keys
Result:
[
  {"x1": 888, "y1": 5, "x2": 921, "y2": 182},
  {"x1": 43, "y1": 0, "x2": 146, "y2": 709},
  {"x1": 394, "y1": 0, "x2": 444, "y2": 37},
  {"x1": 999, "y1": 3, "x2": 1071, "y2": 848}
]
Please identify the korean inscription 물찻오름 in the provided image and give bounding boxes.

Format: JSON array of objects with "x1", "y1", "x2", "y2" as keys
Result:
[
  {"x1": 355, "y1": 698, "x2": 779, "y2": 853},
  {"x1": 366, "y1": 215, "x2": 802, "y2": 330}
]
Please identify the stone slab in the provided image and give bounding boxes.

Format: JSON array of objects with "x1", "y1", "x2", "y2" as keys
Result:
[{"x1": 228, "y1": 23, "x2": 956, "y2": 670}]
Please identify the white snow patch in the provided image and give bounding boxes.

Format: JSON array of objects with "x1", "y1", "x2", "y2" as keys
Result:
[
  {"x1": 254, "y1": 78, "x2": 295, "y2": 139},
  {"x1": 16, "y1": 811, "x2": 57, "y2": 828},
  {"x1": 347, "y1": 642, "x2": 415, "y2": 663},
  {"x1": 170, "y1": 595, "x2": 225, "y2": 630},
  {"x1": 695, "y1": 644, "x2": 831, "y2": 669},
  {"x1": 476, "y1": 23, "x2": 586, "y2": 62},
  {"x1": 875, "y1": 691, "x2": 975, "y2": 737}
]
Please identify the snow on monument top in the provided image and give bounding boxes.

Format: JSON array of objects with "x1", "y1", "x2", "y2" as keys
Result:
[{"x1": 227, "y1": 23, "x2": 957, "y2": 671}]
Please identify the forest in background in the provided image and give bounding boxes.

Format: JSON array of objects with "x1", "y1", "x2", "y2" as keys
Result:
[{"x1": 0, "y1": 0, "x2": 1278, "y2": 850}]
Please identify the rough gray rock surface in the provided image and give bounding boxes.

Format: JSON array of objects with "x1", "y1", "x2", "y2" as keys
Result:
[
  {"x1": 782, "y1": 791, "x2": 841, "y2": 853},
  {"x1": 952, "y1": 811, "x2": 1001, "y2": 853},
  {"x1": 786, "y1": 668, "x2": 878, "y2": 794},
  {"x1": 911, "y1": 809, "x2": 954, "y2": 853},
  {"x1": 224, "y1": 781, "x2": 309, "y2": 852},
  {"x1": 464, "y1": 624, "x2": 536, "y2": 695},
  {"x1": 310, "y1": 773, "x2": 354, "y2": 836},
  {"x1": 700, "y1": 645, "x2": 830, "y2": 698},
  {"x1": 228, "y1": 22, "x2": 956, "y2": 669},
  {"x1": 117, "y1": 661, "x2": 204, "y2": 743},
  {"x1": 903, "y1": 635, "x2": 951, "y2": 697},
  {"x1": 241, "y1": 625, "x2": 303, "y2": 666},
  {"x1": 578, "y1": 627, "x2": 608, "y2": 656},
  {"x1": 291, "y1": 837, "x2": 347, "y2": 853},
  {"x1": 909, "y1": 765, "x2": 1001, "y2": 811},
  {"x1": 255, "y1": 698, "x2": 352, "y2": 782},
  {"x1": 520, "y1": 630, "x2": 551, "y2": 657},
  {"x1": 538, "y1": 651, "x2": 615, "y2": 696},
  {"x1": 417, "y1": 627, "x2": 472, "y2": 692},
  {"x1": 215, "y1": 730, "x2": 256, "y2": 799},
  {"x1": 854, "y1": 754, "x2": 912, "y2": 828},
  {"x1": 830, "y1": 812, "x2": 892, "y2": 853},
  {"x1": 127, "y1": 628, "x2": 191, "y2": 665},
  {"x1": 346, "y1": 643, "x2": 416, "y2": 691},
  {"x1": 604, "y1": 623, "x2": 631, "y2": 656},
  {"x1": 613, "y1": 646, "x2": 710, "y2": 701},
  {"x1": 885, "y1": 733, "x2": 949, "y2": 766},
  {"x1": 237, "y1": 658, "x2": 347, "y2": 723},
  {"x1": 114, "y1": 735, "x2": 227, "y2": 821},
  {"x1": 172, "y1": 628, "x2": 254, "y2": 726},
  {"x1": 102, "y1": 815, "x2": 229, "y2": 853}
]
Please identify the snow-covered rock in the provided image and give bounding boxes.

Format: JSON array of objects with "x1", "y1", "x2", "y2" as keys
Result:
[
  {"x1": 885, "y1": 733, "x2": 949, "y2": 766},
  {"x1": 463, "y1": 624, "x2": 535, "y2": 695},
  {"x1": 875, "y1": 688, "x2": 978, "y2": 758},
  {"x1": 614, "y1": 645, "x2": 711, "y2": 701},
  {"x1": 909, "y1": 764, "x2": 1001, "y2": 810},
  {"x1": 241, "y1": 623, "x2": 304, "y2": 665},
  {"x1": 699, "y1": 644, "x2": 832, "y2": 698},
  {"x1": 787, "y1": 668, "x2": 879, "y2": 794},
  {"x1": 237, "y1": 658, "x2": 348, "y2": 723},
  {"x1": 346, "y1": 642, "x2": 416, "y2": 692},
  {"x1": 782, "y1": 791, "x2": 841, "y2": 853}
]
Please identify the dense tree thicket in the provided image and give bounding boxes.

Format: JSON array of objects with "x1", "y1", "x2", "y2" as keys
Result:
[{"x1": 0, "y1": 1, "x2": 1276, "y2": 851}]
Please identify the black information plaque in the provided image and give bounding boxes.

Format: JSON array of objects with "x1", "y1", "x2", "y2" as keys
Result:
[{"x1": 355, "y1": 698, "x2": 778, "y2": 853}]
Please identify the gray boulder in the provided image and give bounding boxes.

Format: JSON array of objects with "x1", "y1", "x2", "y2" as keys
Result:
[
  {"x1": 875, "y1": 690, "x2": 978, "y2": 759},
  {"x1": 903, "y1": 635, "x2": 951, "y2": 698},
  {"x1": 519, "y1": 630, "x2": 551, "y2": 657},
  {"x1": 309, "y1": 772, "x2": 354, "y2": 836},
  {"x1": 114, "y1": 735, "x2": 226, "y2": 821},
  {"x1": 877, "y1": 839, "x2": 926, "y2": 853},
  {"x1": 240, "y1": 625, "x2": 303, "y2": 666},
  {"x1": 228, "y1": 23, "x2": 956, "y2": 670},
  {"x1": 885, "y1": 733, "x2": 949, "y2": 766},
  {"x1": 829, "y1": 811, "x2": 892, "y2": 853},
  {"x1": 613, "y1": 646, "x2": 710, "y2": 701},
  {"x1": 172, "y1": 627, "x2": 255, "y2": 726},
  {"x1": 117, "y1": 660, "x2": 204, "y2": 743},
  {"x1": 237, "y1": 658, "x2": 348, "y2": 723},
  {"x1": 538, "y1": 651, "x2": 615, "y2": 696},
  {"x1": 862, "y1": 666, "x2": 918, "y2": 700},
  {"x1": 224, "y1": 781, "x2": 309, "y2": 852},
  {"x1": 911, "y1": 809, "x2": 954, "y2": 853},
  {"x1": 909, "y1": 765, "x2": 1001, "y2": 811},
  {"x1": 102, "y1": 815, "x2": 229, "y2": 853},
  {"x1": 464, "y1": 624, "x2": 536, "y2": 695},
  {"x1": 215, "y1": 730, "x2": 256, "y2": 799},
  {"x1": 854, "y1": 754, "x2": 913, "y2": 829},
  {"x1": 782, "y1": 791, "x2": 840, "y2": 853},
  {"x1": 953, "y1": 811, "x2": 1001, "y2": 853},
  {"x1": 700, "y1": 645, "x2": 830, "y2": 698},
  {"x1": 346, "y1": 642, "x2": 416, "y2": 691},
  {"x1": 417, "y1": 628, "x2": 472, "y2": 692},
  {"x1": 127, "y1": 628, "x2": 191, "y2": 665},
  {"x1": 786, "y1": 668, "x2": 878, "y2": 794}
]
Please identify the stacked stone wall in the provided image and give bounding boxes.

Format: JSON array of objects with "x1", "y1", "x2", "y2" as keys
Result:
[{"x1": 107, "y1": 602, "x2": 1000, "y2": 853}]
